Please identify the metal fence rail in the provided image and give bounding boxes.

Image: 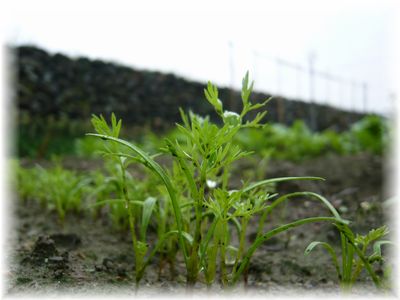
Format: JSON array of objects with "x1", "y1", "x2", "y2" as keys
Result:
[{"x1": 228, "y1": 42, "x2": 374, "y2": 117}]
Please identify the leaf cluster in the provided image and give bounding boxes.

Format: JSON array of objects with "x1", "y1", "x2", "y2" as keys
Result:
[{"x1": 85, "y1": 73, "x2": 391, "y2": 290}]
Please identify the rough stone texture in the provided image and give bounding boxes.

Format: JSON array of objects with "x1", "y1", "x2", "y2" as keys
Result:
[{"x1": 14, "y1": 45, "x2": 366, "y2": 132}]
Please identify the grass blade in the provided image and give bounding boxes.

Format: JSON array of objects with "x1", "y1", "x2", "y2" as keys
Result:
[
  {"x1": 140, "y1": 196, "x2": 157, "y2": 241},
  {"x1": 243, "y1": 177, "x2": 324, "y2": 193},
  {"x1": 231, "y1": 216, "x2": 346, "y2": 284},
  {"x1": 86, "y1": 133, "x2": 190, "y2": 267},
  {"x1": 305, "y1": 241, "x2": 341, "y2": 280}
]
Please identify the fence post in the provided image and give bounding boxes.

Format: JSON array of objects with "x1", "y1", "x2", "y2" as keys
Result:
[
  {"x1": 228, "y1": 41, "x2": 236, "y2": 111},
  {"x1": 308, "y1": 52, "x2": 317, "y2": 131},
  {"x1": 362, "y1": 82, "x2": 368, "y2": 113}
]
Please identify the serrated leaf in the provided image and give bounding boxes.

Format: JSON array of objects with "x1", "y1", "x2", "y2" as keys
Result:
[
  {"x1": 204, "y1": 81, "x2": 223, "y2": 115},
  {"x1": 241, "y1": 72, "x2": 254, "y2": 102},
  {"x1": 178, "y1": 107, "x2": 190, "y2": 129},
  {"x1": 116, "y1": 119, "x2": 122, "y2": 137},
  {"x1": 355, "y1": 225, "x2": 389, "y2": 246},
  {"x1": 368, "y1": 225, "x2": 389, "y2": 242}
]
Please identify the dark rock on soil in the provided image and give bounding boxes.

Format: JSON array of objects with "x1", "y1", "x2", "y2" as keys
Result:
[
  {"x1": 31, "y1": 236, "x2": 59, "y2": 261},
  {"x1": 24, "y1": 235, "x2": 70, "y2": 275},
  {"x1": 49, "y1": 233, "x2": 81, "y2": 250}
]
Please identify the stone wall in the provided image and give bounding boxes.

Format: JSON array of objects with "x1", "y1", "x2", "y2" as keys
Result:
[{"x1": 15, "y1": 45, "x2": 365, "y2": 132}]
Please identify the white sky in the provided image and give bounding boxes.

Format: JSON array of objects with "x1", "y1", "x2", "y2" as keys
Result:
[{"x1": 1, "y1": 0, "x2": 399, "y2": 114}]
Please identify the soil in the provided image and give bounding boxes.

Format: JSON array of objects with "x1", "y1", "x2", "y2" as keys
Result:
[{"x1": 6, "y1": 153, "x2": 396, "y2": 297}]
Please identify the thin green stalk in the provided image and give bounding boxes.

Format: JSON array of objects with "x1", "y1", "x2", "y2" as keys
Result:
[
  {"x1": 340, "y1": 233, "x2": 348, "y2": 285},
  {"x1": 118, "y1": 160, "x2": 140, "y2": 283},
  {"x1": 199, "y1": 216, "x2": 218, "y2": 272},
  {"x1": 187, "y1": 161, "x2": 207, "y2": 285},
  {"x1": 339, "y1": 228, "x2": 382, "y2": 289},
  {"x1": 346, "y1": 239, "x2": 354, "y2": 284},
  {"x1": 351, "y1": 244, "x2": 367, "y2": 283},
  {"x1": 340, "y1": 235, "x2": 354, "y2": 289},
  {"x1": 221, "y1": 166, "x2": 230, "y2": 190},
  {"x1": 256, "y1": 191, "x2": 344, "y2": 240},
  {"x1": 231, "y1": 216, "x2": 345, "y2": 285},
  {"x1": 256, "y1": 209, "x2": 268, "y2": 238},
  {"x1": 205, "y1": 222, "x2": 219, "y2": 286},
  {"x1": 137, "y1": 229, "x2": 193, "y2": 280},
  {"x1": 305, "y1": 241, "x2": 341, "y2": 280},
  {"x1": 351, "y1": 245, "x2": 381, "y2": 289},
  {"x1": 232, "y1": 216, "x2": 249, "y2": 275},
  {"x1": 220, "y1": 218, "x2": 228, "y2": 286},
  {"x1": 86, "y1": 134, "x2": 190, "y2": 269},
  {"x1": 243, "y1": 177, "x2": 324, "y2": 193}
]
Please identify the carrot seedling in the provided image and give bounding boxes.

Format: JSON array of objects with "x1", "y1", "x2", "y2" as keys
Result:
[
  {"x1": 87, "y1": 72, "x2": 350, "y2": 288},
  {"x1": 305, "y1": 224, "x2": 394, "y2": 290}
]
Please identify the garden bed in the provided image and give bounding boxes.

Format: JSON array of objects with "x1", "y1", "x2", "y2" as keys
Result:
[{"x1": 6, "y1": 152, "x2": 393, "y2": 296}]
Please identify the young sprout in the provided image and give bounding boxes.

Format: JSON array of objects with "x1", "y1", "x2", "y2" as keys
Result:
[
  {"x1": 87, "y1": 72, "x2": 356, "y2": 288},
  {"x1": 305, "y1": 224, "x2": 394, "y2": 290},
  {"x1": 89, "y1": 113, "x2": 161, "y2": 285},
  {"x1": 15, "y1": 159, "x2": 89, "y2": 222}
]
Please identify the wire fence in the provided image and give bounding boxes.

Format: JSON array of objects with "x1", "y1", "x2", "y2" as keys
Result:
[{"x1": 228, "y1": 42, "x2": 373, "y2": 116}]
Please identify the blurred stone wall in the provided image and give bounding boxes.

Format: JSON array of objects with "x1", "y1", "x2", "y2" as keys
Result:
[{"x1": 15, "y1": 45, "x2": 365, "y2": 132}]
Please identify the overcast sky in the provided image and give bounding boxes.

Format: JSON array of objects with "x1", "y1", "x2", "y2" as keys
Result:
[{"x1": 2, "y1": 0, "x2": 399, "y2": 115}]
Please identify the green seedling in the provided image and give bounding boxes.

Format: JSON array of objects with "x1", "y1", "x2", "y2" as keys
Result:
[
  {"x1": 89, "y1": 113, "x2": 165, "y2": 285},
  {"x1": 14, "y1": 160, "x2": 42, "y2": 202},
  {"x1": 305, "y1": 224, "x2": 394, "y2": 290},
  {"x1": 74, "y1": 136, "x2": 105, "y2": 158},
  {"x1": 44, "y1": 159, "x2": 91, "y2": 221},
  {"x1": 88, "y1": 161, "x2": 152, "y2": 230},
  {"x1": 235, "y1": 115, "x2": 388, "y2": 162},
  {"x1": 87, "y1": 72, "x2": 349, "y2": 288},
  {"x1": 15, "y1": 159, "x2": 89, "y2": 222},
  {"x1": 85, "y1": 170, "x2": 112, "y2": 218}
]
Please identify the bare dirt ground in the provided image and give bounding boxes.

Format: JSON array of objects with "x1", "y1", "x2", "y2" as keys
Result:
[{"x1": 6, "y1": 153, "x2": 396, "y2": 297}]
